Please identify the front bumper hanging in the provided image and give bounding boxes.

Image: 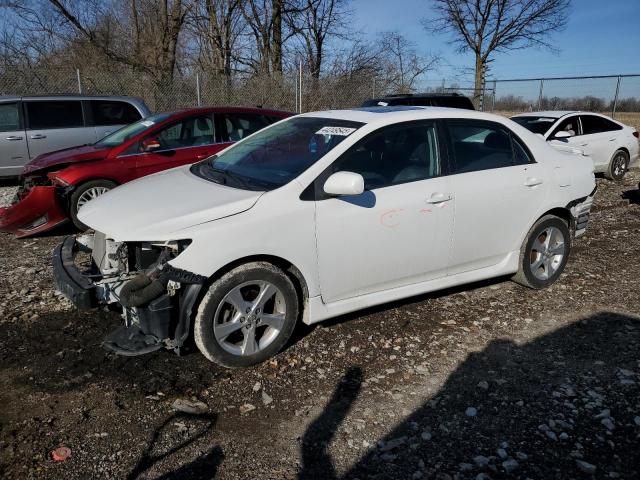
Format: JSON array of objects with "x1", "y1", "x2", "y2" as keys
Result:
[
  {"x1": 0, "y1": 186, "x2": 68, "y2": 238},
  {"x1": 53, "y1": 236, "x2": 98, "y2": 310},
  {"x1": 53, "y1": 235, "x2": 205, "y2": 356}
]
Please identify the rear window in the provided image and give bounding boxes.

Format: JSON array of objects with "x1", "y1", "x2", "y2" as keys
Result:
[
  {"x1": 511, "y1": 116, "x2": 558, "y2": 135},
  {"x1": 26, "y1": 101, "x2": 84, "y2": 129},
  {"x1": 580, "y1": 115, "x2": 622, "y2": 135},
  {"x1": 89, "y1": 100, "x2": 142, "y2": 126},
  {"x1": 218, "y1": 112, "x2": 272, "y2": 142}
]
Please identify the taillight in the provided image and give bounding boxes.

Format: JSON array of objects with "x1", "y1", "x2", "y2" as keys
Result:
[{"x1": 633, "y1": 131, "x2": 639, "y2": 139}]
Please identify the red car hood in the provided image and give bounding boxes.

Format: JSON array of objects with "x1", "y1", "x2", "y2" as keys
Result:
[{"x1": 22, "y1": 145, "x2": 112, "y2": 176}]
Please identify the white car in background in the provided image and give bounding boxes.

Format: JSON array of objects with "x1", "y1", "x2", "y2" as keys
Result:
[
  {"x1": 511, "y1": 111, "x2": 639, "y2": 181},
  {"x1": 53, "y1": 107, "x2": 596, "y2": 367}
]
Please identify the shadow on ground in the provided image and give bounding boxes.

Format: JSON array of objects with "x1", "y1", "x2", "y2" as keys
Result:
[
  {"x1": 127, "y1": 412, "x2": 223, "y2": 480},
  {"x1": 299, "y1": 311, "x2": 640, "y2": 479},
  {"x1": 622, "y1": 187, "x2": 640, "y2": 206}
]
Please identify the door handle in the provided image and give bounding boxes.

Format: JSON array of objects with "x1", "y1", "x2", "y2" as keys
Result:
[
  {"x1": 30, "y1": 134, "x2": 47, "y2": 139},
  {"x1": 524, "y1": 177, "x2": 544, "y2": 187},
  {"x1": 608, "y1": 137, "x2": 616, "y2": 141},
  {"x1": 196, "y1": 153, "x2": 213, "y2": 160},
  {"x1": 5, "y1": 135, "x2": 23, "y2": 141},
  {"x1": 579, "y1": 143, "x2": 588, "y2": 147},
  {"x1": 426, "y1": 192, "x2": 452, "y2": 204}
]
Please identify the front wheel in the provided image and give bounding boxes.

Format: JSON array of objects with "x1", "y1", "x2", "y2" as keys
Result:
[
  {"x1": 194, "y1": 262, "x2": 299, "y2": 368},
  {"x1": 606, "y1": 149, "x2": 628, "y2": 181},
  {"x1": 69, "y1": 179, "x2": 117, "y2": 230},
  {"x1": 512, "y1": 215, "x2": 571, "y2": 289}
]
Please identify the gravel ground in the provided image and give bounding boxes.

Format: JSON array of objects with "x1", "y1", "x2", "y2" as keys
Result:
[
  {"x1": 1, "y1": 171, "x2": 640, "y2": 479},
  {"x1": 0, "y1": 183, "x2": 18, "y2": 208}
]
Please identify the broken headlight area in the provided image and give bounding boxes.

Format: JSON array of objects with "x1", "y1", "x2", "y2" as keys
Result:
[
  {"x1": 13, "y1": 174, "x2": 52, "y2": 205},
  {"x1": 67, "y1": 233, "x2": 204, "y2": 356}
]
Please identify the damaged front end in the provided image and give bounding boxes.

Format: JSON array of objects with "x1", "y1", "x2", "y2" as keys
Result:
[
  {"x1": 0, "y1": 174, "x2": 69, "y2": 237},
  {"x1": 53, "y1": 233, "x2": 206, "y2": 356}
]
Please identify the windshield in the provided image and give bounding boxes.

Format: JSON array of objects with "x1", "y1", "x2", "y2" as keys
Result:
[
  {"x1": 191, "y1": 116, "x2": 364, "y2": 191},
  {"x1": 95, "y1": 112, "x2": 172, "y2": 148},
  {"x1": 511, "y1": 116, "x2": 558, "y2": 135}
]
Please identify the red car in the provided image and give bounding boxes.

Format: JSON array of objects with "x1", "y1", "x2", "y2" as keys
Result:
[{"x1": 0, "y1": 107, "x2": 291, "y2": 237}]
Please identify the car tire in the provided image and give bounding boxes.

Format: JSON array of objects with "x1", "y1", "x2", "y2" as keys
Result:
[
  {"x1": 605, "y1": 149, "x2": 629, "y2": 181},
  {"x1": 512, "y1": 214, "x2": 571, "y2": 289},
  {"x1": 194, "y1": 262, "x2": 299, "y2": 368},
  {"x1": 69, "y1": 180, "x2": 117, "y2": 230}
]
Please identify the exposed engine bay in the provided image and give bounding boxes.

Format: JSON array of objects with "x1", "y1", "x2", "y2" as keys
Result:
[{"x1": 60, "y1": 232, "x2": 205, "y2": 356}]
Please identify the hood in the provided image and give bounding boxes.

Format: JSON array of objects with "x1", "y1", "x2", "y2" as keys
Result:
[
  {"x1": 77, "y1": 166, "x2": 263, "y2": 240},
  {"x1": 22, "y1": 145, "x2": 111, "y2": 176}
]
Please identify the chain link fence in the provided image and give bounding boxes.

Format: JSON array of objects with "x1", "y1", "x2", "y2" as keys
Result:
[
  {"x1": 0, "y1": 63, "x2": 377, "y2": 113},
  {"x1": 487, "y1": 74, "x2": 640, "y2": 130},
  {"x1": 1, "y1": 64, "x2": 638, "y2": 129}
]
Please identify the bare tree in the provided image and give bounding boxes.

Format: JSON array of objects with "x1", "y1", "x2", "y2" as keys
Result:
[
  {"x1": 425, "y1": 0, "x2": 570, "y2": 102},
  {"x1": 19, "y1": 0, "x2": 192, "y2": 85},
  {"x1": 379, "y1": 31, "x2": 439, "y2": 93},
  {"x1": 189, "y1": 0, "x2": 243, "y2": 79},
  {"x1": 239, "y1": 0, "x2": 297, "y2": 75},
  {"x1": 287, "y1": 0, "x2": 350, "y2": 79}
]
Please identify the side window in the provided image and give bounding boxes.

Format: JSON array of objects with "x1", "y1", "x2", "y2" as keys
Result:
[
  {"x1": 89, "y1": 100, "x2": 142, "y2": 126},
  {"x1": 600, "y1": 117, "x2": 623, "y2": 132},
  {"x1": 219, "y1": 113, "x2": 270, "y2": 142},
  {"x1": 447, "y1": 121, "x2": 516, "y2": 174},
  {"x1": 580, "y1": 115, "x2": 621, "y2": 134},
  {"x1": 580, "y1": 115, "x2": 604, "y2": 135},
  {"x1": 0, "y1": 103, "x2": 21, "y2": 132},
  {"x1": 152, "y1": 115, "x2": 214, "y2": 150},
  {"x1": 512, "y1": 137, "x2": 532, "y2": 165},
  {"x1": 331, "y1": 122, "x2": 440, "y2": 190},
  {"x1": 551, "y1": 117, "x2": 580, "y2": 138},
  {"x1": 26, "y1": 101, "x2": 84, "y2": 129}
]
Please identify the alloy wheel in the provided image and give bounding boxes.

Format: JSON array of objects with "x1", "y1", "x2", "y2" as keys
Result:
[
  {"x1": 76, "y1": 186, "x2": 111, "y2": 210},
  {"x1": 612, "y1": 153, "x2": 626, "y2": 179},
  {"x1": 213, "y1": 281, "x2": 286, "y2": 356},
  {"x1": 529, "y1": 226, "x2": 566, "y2": 281}
]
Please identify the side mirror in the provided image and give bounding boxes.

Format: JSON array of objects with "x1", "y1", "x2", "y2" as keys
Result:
[
  {"x1": 142, "y1": 137, "x2": 161, "y2": 152},
  {"x1": 323, "y1": 171, "x2": 365, "y2": 196},
  {"x1": 553, "y1": 131, "x2": 572, "y2": 139}
]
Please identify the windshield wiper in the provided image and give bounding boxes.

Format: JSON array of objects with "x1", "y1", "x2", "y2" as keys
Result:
[
  {"x1": 200, "y1": 164, "x2": 253, "y2": 190},
  {"x1": 218, "y1": 169, "x2": 254, "y2": 190}
]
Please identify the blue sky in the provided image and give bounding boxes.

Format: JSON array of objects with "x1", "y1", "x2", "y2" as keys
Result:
[{"x1": 349, "y1": 0, "x2": 640, "y2": 88}]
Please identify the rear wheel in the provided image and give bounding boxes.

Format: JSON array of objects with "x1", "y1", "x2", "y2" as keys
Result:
[
  {"x1": 512, "y1": 215, "x2": 571, "y2": 289},
  {"x1": 194, "y1": 262, "x2": 299, "y2": 368},
  {"x1": 69, "y1": 180, "x2": 117, "y2": 230},
  {"x1": 606, "y1": 149, "x2": 628, "y2": 181}
]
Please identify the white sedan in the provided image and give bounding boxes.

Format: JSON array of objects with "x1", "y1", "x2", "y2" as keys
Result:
[
  {"x1": 511, "y1": 111, "x2": 639, "y2": 180},
  {"x1": 53, "y1": 107, "x2": 596, "y2": 367}
]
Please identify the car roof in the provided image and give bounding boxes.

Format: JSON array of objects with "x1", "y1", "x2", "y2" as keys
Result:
[
  {"x1": 0, "y1": 94, "x2": 145, "y2": 102},
  {"x1": 299, "y1": 106, "x2": 509, "y2": 125},
  {"x1": 163, "y1": 106, "x2": 293, "y2": 118},
  {"x1": 374, "y1": 92, "x2": 467, "y2": 100},
  {"x1": 512, "y1": 110, "x2": 580, "y2": 119}
]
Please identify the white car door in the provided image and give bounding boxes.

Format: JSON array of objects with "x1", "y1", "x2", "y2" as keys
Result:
[
  {"x1": 578, "y1": 114, "x2": 623, "y2": 169},
  {"x1": 315, "y1": 121, "x2": 454, "y2": 303},
  {"x1": 445, "y1": 120, "x2": 549, "y2": 275}
]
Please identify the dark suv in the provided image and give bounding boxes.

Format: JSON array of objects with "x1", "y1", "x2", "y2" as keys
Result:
[{"x1": 361, "y1": 93, "x2": 475, "y2": 110}]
